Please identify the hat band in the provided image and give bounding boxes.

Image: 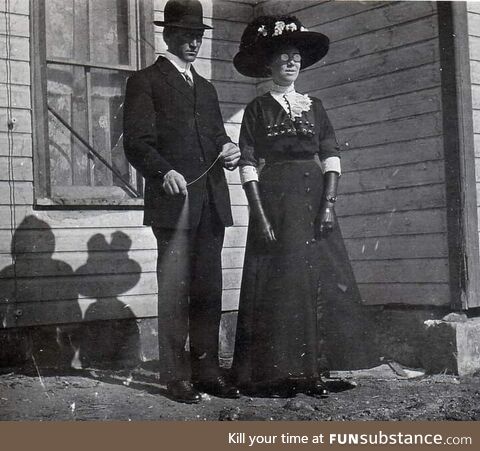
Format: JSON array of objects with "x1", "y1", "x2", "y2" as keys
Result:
[{"x1": 165, "y1": 13, "x2": 206, "y2": 26}]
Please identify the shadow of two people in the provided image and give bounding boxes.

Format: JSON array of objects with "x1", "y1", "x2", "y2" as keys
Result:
[{"x1": 0, "y1": 215, "x2": 142, "y2": 372}]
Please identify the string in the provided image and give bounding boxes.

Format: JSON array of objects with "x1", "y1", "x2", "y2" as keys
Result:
[{"x1": 186, "y1": 153, "x2": 222, "y2": 186}]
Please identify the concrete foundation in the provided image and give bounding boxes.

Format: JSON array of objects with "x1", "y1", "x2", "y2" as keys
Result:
[{"x1": 423, "y1": 315, "x2": 480, "y2": 375}]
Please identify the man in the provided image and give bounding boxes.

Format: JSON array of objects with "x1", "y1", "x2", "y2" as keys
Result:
[{"x1": 123, "y1": 0, "x2": 240, "y2": 403}]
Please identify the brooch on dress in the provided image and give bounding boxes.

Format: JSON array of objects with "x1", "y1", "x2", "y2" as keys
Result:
[{"x1": 285, "y1": 92, "x2": 312, "y2": 119}]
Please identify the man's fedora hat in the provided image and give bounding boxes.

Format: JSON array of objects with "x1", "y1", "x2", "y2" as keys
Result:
[
  {"x1": 154, "y1": 0, "x2": 212, "y2": 30},
  {"x1": 234, "y1": 16, "x2": 329, "y2": 78}
]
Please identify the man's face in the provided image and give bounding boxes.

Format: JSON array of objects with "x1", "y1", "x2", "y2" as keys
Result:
[{"x1": 167, "y1": 28, "x2": 204, "y2": 63}]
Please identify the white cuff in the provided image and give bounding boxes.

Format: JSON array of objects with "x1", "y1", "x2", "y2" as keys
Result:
[
  {"x1": 239, "y1": 165, "x2": 259, "y2": 184},
  {"x1": 321, "y1": 156, "x2": 341, "y2": 175}
]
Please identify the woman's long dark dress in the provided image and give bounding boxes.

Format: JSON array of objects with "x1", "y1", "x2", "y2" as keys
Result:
[{"x1": 232, "y1": 92, "x2": 362, "y2": 386}]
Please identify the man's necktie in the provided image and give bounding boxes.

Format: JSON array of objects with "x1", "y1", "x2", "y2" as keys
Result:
[{"x1": 183, "y1": 72, "x2": 194, "y2": 88}]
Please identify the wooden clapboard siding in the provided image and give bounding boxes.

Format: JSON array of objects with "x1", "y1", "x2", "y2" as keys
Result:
[
  {"x1": 465, "y1": 2, "x2": 480, "y2": 308},
  {"x1": 358, "y1": 283, "x2": 450, "y2": 306},
  {"x1": 0, "y1": 0, "x2": 29, "y2": 15},
  {"x1": 328, "y1": 88, "x2": 442, "y2": 130},
  {"x1": 0, "y1": 35, "x2": 29, "y2": 61},
  {"x1": 340, "y1": 208, "x2": 447, "y2": 239},
  {"x1": 0, "y1": 156, "x2": 32, "y2": 181},
  {"x1": 1, "y1": 290, "x2": 239, "y2": 328},
  {"x1": 344, "y1": 233, "x2": 448, "y2": 261},
  {"x1": 0, "y1": 181, "x2": 33, "y2": 205},
  {"x1": 469, "y1": 3, "x2": 480, "y2": 220},
  {"x1": 0, "y1": 132, "x2": 31, "y2": 157},
  {"x1": 0, "y1": 225, "x2": 245, "y2": 254},
  {"x1": 255, "y1": 0, "x2": 386, "y2": 21},
  {"x1": 0, "y1": 1, "x2": 29, "y2": 256},
  {"x1": 0, "y1": 60, "x2": 30, "y2": 85},
  {"x1": 1, "y1": 270, "x2": 242, "y2": 307},
  {"x1": 314, "y1": 1, "x2": 435, "y2": 43},
  {"x1": 0, "y1": 11, "x2": 29, "y2": 36},
  {"x1": 0, "y1": 294, "x2": 158, "y2": 328},
  {"x1": 342, "y1": 136, "x2": 444, "y2": 173},
  {"x1": 0, "y1": 107, "x2": 31, "y2": 133},
  {"x1": 309, "y1": 63, "x2": 443, "y2": 111},
  {"x1": 0, "y1": 249, "x2": 157, "y2": 277},
  {"x1": 336, "y1": 184, "x2": 446, "y2": 218},
  {"x1": 339, "y1": 160, "x2": 445, "y2": 195},
  {"x1": 351, "y1": 259, "x2": 449, "y2": 284},
  {"x1": 0, "y1": 203, "x2": 247, "y2": 230},
  {"x1": 257, "y1": 0, "x2": 448, "y2": 306},
  {"x1": 0, "y1": 83, "x2": 31, "y2": 108},
  {"x1": 294, "y1": 40, "x2": 440, "y2": 96}
]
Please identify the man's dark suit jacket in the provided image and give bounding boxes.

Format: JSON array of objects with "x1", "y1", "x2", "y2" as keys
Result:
[{"x1": 123, "y1": 56, "x2": 233, "y2": 230}]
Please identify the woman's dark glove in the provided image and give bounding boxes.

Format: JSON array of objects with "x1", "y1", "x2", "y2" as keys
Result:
[
  {"x1": 243, "y1": 181, "x2": 276, "y2": 243},
  {"x1": 315, "y1": 202, "x2": 335, "y2": 239},
  {"x1": 315, "y1": 171, "x2": 339, "y2": 240}
]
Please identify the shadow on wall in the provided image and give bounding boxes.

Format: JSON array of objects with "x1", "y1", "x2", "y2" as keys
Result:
[
  {"x1": 0, "y1": 216, "x2": 142, "y2": 371},
  {"x1": 75, "y1": 231, "x2": 142, "y2": 369}
]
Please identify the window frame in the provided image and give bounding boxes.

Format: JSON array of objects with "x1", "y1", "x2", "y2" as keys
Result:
[{"x1": 31, "y1": 0, "x2": 154, "y2": 208}]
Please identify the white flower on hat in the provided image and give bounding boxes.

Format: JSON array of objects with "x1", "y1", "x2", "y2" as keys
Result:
[
  {"x1": 257, "y1": 25, "x2": 268, "y2": 36},
  {"x1": 273, "y1": 21, "x2": 286, "y2": 36},
  {"x1": 300, "y1": 26, "x2": 309, "y2": 32},
  {"x1": 285, "y1": 22, "x2": 297, "y2": 32}
]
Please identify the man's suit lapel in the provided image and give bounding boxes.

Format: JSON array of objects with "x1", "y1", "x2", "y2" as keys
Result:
[
  {"x1": 191, "y1": 67, "x2": 206, "y2": 106},
  {"x1": 155, "y1": 56, "x2": 195, "y2": 104}
]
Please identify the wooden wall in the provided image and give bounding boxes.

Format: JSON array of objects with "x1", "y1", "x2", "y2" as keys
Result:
[
  {"x1": 468, "y1": 2, "x2": 480, "y2": 308},
  {"x1": 0, "y1": 0, "x2": 469, "y2": 347},
  {"x1": 255, "y1": 0, "x2": 450, "y2": 306}
]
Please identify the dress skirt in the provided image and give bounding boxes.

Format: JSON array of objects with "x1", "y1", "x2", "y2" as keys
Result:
[{"x1": 232, "y1": 158, "x2": 361, "y2": 386}]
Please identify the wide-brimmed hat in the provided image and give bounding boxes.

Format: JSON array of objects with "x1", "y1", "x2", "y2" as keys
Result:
[
  {"x1": 234, "y1": 16, "x2": 329, "y2": 78},
  {"x1": 154, "y1": 0, "x2": 212, "y2": 30}
]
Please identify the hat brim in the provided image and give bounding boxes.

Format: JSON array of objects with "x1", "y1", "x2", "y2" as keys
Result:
[
  {"x1": 234, "y1": 31, "x2": 329, "y2": 78},
  {"x1": 153, "y1": 20, "x2": 212, "y2": 30}
]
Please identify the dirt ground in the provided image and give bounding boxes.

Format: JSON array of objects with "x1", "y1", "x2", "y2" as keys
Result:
[{"x1": 1, "y1": 363, "x2": 480, "y2": 421}]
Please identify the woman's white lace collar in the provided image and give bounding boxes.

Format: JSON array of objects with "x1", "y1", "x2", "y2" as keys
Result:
[{"x1": 270, "y1": 81, "x2": 296, "y2": 94}]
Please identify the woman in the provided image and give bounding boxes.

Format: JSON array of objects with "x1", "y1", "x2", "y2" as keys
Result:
[{"x1": 231, "y1": 16, "x2": 362, "y2": 397}]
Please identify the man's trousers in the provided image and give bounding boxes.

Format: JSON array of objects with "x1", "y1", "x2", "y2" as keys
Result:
[{"x1": 152, "y1": 194, "x2": 225, "y2": 383}]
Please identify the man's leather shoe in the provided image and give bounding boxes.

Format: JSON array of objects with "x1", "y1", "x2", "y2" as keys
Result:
[
  {"x1": 194, "y1": 376, "x2": 240, "y2": 399},
  {"x1": 303, "y1": 378, "x2": 329, "y2": 398},
  {"x1": 166, "y1": 380, "x2": 201, "y2": 404}
]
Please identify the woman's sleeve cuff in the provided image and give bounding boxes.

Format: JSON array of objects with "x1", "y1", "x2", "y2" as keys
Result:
[
  {"x1": 240, "y1": 165, "x2": 259, "y2": 184},
  {"x1": 321, "y1": 156, "x2": 342, "y2": 175}
]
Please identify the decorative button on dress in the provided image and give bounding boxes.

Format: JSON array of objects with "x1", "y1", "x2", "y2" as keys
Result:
[{"x1": 232, "y1": 91, "x2": 362, "y2": 386}]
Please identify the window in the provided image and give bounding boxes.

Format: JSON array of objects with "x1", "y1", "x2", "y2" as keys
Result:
[{"x1": 32, "y1": 0, "x2": 154, "y2": 206}]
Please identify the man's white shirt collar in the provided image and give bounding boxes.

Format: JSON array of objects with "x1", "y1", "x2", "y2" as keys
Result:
[{"x1": 165, "y1": 51, "x2": 193, "y2": 81}]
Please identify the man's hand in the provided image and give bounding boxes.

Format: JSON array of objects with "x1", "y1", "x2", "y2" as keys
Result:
[
  {"x1": 163, "y1": 170, "x2": 187, "y2": 196},
  {"x1": 220, "y1": 142, "x2": 240, "y2": 171}
]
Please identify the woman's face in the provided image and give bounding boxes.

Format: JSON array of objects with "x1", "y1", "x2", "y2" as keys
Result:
[{"x1": 268, "y1": 45, "x2": 301, "y2": 86}]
